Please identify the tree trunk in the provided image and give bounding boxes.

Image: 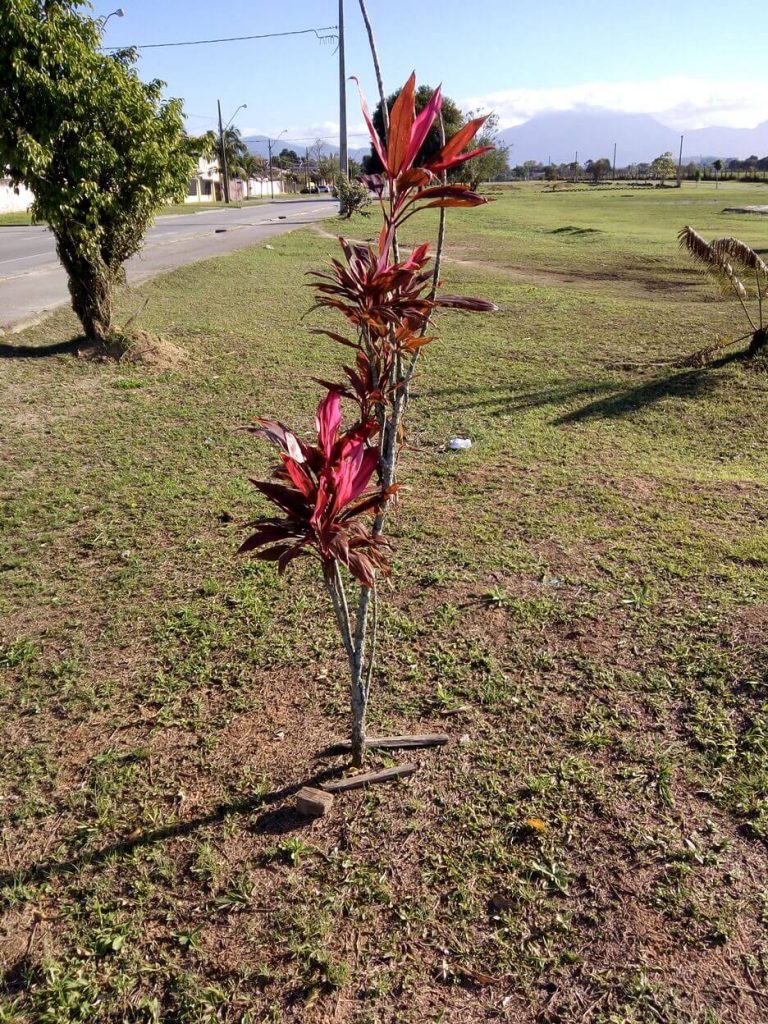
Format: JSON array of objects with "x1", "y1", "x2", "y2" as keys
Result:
[{"x1": 54, "y1": 232, "x2": 115, "y2": 343}]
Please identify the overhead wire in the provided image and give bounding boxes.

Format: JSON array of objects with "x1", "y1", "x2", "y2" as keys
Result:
[{"x1": 102, "y1": 25, "x2": 338, "y2": 51}]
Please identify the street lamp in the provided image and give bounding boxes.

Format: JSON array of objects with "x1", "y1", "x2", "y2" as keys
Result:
[
  {"x1": 267, "y1": 130, "x2": 287, "y2": 200},
  {"x1": 225, "y1": 104, "x2": 248, "y2": 132},
  {"x1": 98, "y1": 8, "x2": 125, "y2": 27},
  {"x1": 217, "y1": 102, "x2": 247, "y2": 204}
]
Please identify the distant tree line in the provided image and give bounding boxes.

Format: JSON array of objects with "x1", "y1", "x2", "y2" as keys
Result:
[{"x1": 502, "y1": 152, "x2": 768, "y2": 185}]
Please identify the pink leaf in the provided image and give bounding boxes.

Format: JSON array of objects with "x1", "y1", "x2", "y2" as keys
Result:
[
  {"x1": 402, "y1": 84, "x2": 442, "y2": 172},
  {"x1": 315, "y1": 389, "x2": 342, "y2": 458},
  {"x1": 351, "y1": 75, "x2": 388, "y2": 171}
]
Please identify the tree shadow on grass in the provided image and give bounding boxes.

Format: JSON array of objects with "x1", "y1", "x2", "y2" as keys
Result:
[
  {"x1": 421, "y1": 380, "x2": 619, "y2": 416},
  {"x1": 0, "y1": 336, "x2": 84, "y2": 359},
  {"x1": 554, "y1": 353, "x2": 743, "y2": 424},
  {"x1": 0, "y1": 764, "x2": 346, "y2": 895}
]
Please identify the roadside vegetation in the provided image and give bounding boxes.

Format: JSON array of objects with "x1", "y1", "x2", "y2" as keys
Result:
[
  {"x1": 1, "y1": 182, "x2": 767, "y2": 1022},
  {"x1": 0, "y1": 2, "x2": 193, "y2": 347}
]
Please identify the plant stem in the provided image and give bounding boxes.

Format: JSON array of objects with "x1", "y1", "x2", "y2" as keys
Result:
[
  {"x1": 324, "y1": 563, "x2": 354, "y2": 670},
  {"x1": 430, "y1": 113, "x2": 448, "y2": 301},
  {"x1": 350, "y1": 585, "x2": 372, "y2": 765},
  {"x1": 357, "y1": 0, "x2": 388, "y2": 138}
]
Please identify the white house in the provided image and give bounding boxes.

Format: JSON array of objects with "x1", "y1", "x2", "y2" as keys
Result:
[
  {"x1": 0, "y1": 174, "x2": 34, "y2": 214},
  {"x1": 185, "y1": 156, "x2": 221, "y2": 203},
  {"x1": 186, "y1": 157, "x2": 287, "y2": 203}
]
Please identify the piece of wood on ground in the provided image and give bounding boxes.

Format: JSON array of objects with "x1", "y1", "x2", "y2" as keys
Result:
[
  {"x1": 320, "y1": 763, "x2": 418, "y2": 793},
  {"x1": 324, "y1": 734, "x2": 449, "y2": 755},
  {"x1": 296, "y1": 786, "x2": 335, "y2": 817}
]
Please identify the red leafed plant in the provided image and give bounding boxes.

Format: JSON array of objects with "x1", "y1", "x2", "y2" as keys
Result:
[
  {"x1": 241, "y1": 390, "x2": 393, "y2": 587},
  {"x1": 240, "y1": 69, "x2": 497, "y2": 765}
]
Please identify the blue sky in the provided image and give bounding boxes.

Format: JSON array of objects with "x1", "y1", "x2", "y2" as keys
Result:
[{"x1": 101, "y1": 0, "x2": 768, "y2": 143}]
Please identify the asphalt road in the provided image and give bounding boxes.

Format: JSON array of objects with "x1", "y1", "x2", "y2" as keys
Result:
[{"x1": 0, "y1": 199, "x2": 336, "y2": 332}]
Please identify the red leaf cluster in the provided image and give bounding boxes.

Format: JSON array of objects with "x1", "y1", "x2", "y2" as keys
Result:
[
  {"x1": 354, "y1": 72, "x2": 494, "y2": 189},
  {"x1": 239, "y1": 391, "x2": 392, "y2": 587}
]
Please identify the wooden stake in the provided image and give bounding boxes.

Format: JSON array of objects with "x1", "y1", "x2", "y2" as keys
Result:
[
  {"x1": 322, "y1": 734, "x2": 449, "y2": 756},
  {"x1": 320, "y1": 763, "x2": 418, "y2": 792}
]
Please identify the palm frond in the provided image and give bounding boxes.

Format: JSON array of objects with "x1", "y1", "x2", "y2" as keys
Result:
[
  {"x1": 678, "y1": 225, "x2": 748, "y2": 300},
  {"x1": 710, "y1": 237, "x2": 768, "y2": 280}
]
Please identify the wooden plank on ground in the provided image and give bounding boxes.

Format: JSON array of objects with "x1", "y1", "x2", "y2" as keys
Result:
[
  {"x1": 320, "y1": 763, "x2": 418, "y2": 792},
  {"x1": 324, "y1": 734, "x2": 449, "y2": 755}
]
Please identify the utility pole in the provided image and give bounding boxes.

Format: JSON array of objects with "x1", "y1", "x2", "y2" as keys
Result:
[
  {"x1": 305, "y1": 147, "x2": 310, "y2": 189},
  {"x1": 217, "y1": 99, "x2": 230, "y2": 204},
  {"x1": 612, "y1": 142, "x2": 617, "y2": 181},
  {"x1": 677, "y1": 133, "x2": 684, "y2": 188},
  {"x1": 267, "y1": 130, "x2": 287, "y2": 200},
  {"x1": 338, "y1": 0, "x2": 348, "y2": 180},
  {"x1": 574, "y1": 150, "x2": 578, "y2": 181}
]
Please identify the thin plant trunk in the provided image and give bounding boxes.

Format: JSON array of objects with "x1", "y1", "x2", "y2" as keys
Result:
[
  {"x1": 343, "y1": 0, "x2": 389, "y2": 765},
  {"x1": 357, "y1": 0, "x2": 388, "y2": 138}
]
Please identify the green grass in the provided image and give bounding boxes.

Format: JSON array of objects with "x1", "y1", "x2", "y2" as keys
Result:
[{"x1": 1, "y1": 182, "x2": 768, "y2": 1022}]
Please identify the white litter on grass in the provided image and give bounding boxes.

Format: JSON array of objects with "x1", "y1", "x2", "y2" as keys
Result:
[{"x1": 448, "y1": 437, "x2": 472, "y2": 451}]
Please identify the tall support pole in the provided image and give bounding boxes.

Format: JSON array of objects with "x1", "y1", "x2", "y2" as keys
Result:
[
  {"x1": 677, "y1": 133, "x2": 684, "y2": 187},
  {"x1": 217, "y1": 99, "x2": 230, "y2": 204},
  {"x1": 338, "y1": 0, "x2": 348, "y2": 212},
  {"x1": 268, "y1": 137, "x2": 274, "y2": 200},
  {"x1": 612, "y1": 141, "x2": 617, "y2": 181},
  {"x1": 338, "y1": 0, "x2": 348, "y2": 179}
]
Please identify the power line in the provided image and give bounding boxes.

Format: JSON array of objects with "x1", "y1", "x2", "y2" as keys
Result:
[
  {"x1": 248, "y1": 134, "x2": 370, "y2": 143},
  {"x1": 103, "y1": 25, "x2": 338, "y2": 51}
]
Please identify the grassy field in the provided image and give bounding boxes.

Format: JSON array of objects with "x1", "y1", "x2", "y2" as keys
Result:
[{"x1": 1, "y1": 181, "x2": 768, "y2": 1023}]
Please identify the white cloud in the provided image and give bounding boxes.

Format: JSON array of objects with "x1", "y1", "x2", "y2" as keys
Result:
[{"x1": 461, "y1": 77, "x2": 768, "y2": 130}]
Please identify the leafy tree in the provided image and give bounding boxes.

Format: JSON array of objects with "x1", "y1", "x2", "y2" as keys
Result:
[
  {"x1": 459, "y1": 112, "x2": 509, "y2": 188},
  {"x1": 651, "y1": 151, "x2": 676, "y2": 184},
  {"x1": 219, "y1": 127, "x2": 250, "y2": 179},
  {"x1": 585, "y1": 157, "x2": 611, "y2": 183},
  {"x1": 276, "y1": 148, "x2": 300, "y2": 169},
  {"x1": 364, "y1": 85, "x2": 464, "y2": 174},
  {"x1": 241, "y1": 153, "x2": 267, "y2": 180},
  {"x1": 0, "y1": 0, "x2": 193, "y2": 345},
  {"x1": 544, "y1": 165, "x2": 559, "y2": 181},
  {"x1": 336, "y1": 174, "x2": 372, "y2": 218},
  {"x1": 319, "y1": 153, "x2": 340, "y2": 186},
  {"x1": 713, "y1": 158, "x2": 723, "y2": 189},
  {"x1": 187, "y1": 131, "x2": 217, "y2": 161}
]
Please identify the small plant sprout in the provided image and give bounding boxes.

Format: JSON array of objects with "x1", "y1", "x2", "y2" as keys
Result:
[{"x1": 239, "y1": 72, "x2": 497, "y2": 766}]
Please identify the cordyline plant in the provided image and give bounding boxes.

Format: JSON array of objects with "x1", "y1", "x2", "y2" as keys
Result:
[{"x1": 240, "y1": 73, "x2": 496, "y2": 765}]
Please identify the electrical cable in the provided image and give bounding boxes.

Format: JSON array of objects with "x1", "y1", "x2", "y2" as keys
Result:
[{"x1": 103, "y1": 25, "x2": 338, "y2": 51}]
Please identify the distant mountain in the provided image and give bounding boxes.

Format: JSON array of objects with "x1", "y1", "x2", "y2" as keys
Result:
[
  {"x1": 243, "y1": 136, "x2": 369, "y2": 163},
  {"x1": 498, "y1": 110, "x2": 768, "y2": 166}
]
